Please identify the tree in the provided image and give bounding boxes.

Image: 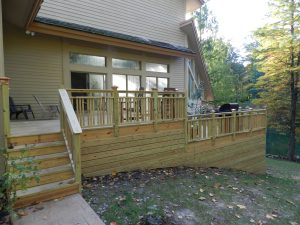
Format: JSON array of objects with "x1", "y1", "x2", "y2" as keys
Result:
[
  {"x1": 253, "y1": 0, "x2": 300, "y2": 160},
  {"x1": 195, "y1": 5, "x2": 248, "y2": 105}
]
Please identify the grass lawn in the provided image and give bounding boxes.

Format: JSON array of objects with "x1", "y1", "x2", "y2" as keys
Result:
[{"x1": 82, "y1": 159, "x2": 300, "y2": 225}]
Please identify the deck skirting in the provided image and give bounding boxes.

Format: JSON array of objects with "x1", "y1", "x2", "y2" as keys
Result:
[{"x1": 81, "y1": 121, "x2": 266, "y2": 177}]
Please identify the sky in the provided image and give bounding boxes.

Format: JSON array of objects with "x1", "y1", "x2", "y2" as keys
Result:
[{"x1": 206, "y1": 0, "x2": 269, "y2": 54}]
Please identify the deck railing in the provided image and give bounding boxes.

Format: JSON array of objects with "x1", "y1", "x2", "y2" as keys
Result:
[
  {"x1": 187, "y1": 109, "x2": 267, "y2": 142},
  {"x1": 59, "y1": 89, "x2": 82, "y2": 187},
  {"x1": 67, "y1": 88, "x2": 186, "y2": 130}
]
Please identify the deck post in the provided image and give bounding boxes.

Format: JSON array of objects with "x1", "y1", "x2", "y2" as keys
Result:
[
  {"x1": 152, "y1": 88, "x2": 158, "y2": 132},
  {"x1": 211, "y1": 112, "x2": 216, "y2": 145},
  {"x1": 232, "y1": 110, "x2": 237, "y2": 140},
  {"x1": 72, "y1": 133, "x2": 81, "y2": 191},
  {"x1": 0, "y1": 77, "x2": 10, "y2": 174},
  {"x1": 249, "y1": 109, "x2": 253, "y2": 134},
  {"x1": 112, "y1": 86, "x2": 119, "y2": 137}
]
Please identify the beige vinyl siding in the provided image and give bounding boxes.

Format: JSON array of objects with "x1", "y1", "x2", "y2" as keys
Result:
[
  {"x1": 3, "y1": 24, "x2": 63, "y2": 119},
  {"x1": 3, "y1": 25, "x2": 186, "y2": 120},
  {"x1": 170, "y1": 58, "x2": 185, "y2": 91},
  {"x1": 37, "y1": 0, "x2": 187, "y2": 46}
]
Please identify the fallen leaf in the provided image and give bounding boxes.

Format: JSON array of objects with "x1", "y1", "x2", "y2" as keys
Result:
[
  {"x1": 214, "y1": 183, "x2": 221, "y2": 189},
  {"x1": 199, "y1": 197, "x2": 206, "y2": 201},
  {"x1": 250, "y1": 219, "x2": 255, "y2": 223},
  {"x1": 235, "y1": 214, "x2": 241, "y2": 219},
  {"x1": 266, "y1": 214, "x2": 274, "y2": 220},
  {"x1": 17, "y1": 210, "x2": 28, "y2": 217},
  {"x1": 236, "y1": 204, "x2": 246, "y2": 209},
  {"x1": 112, "y1": 171, "x2": 117, "y2": 176},
  {"x1": 212, "y1": 198, "x2": 217, "y2": 203},
  {"x1": 199, "y1": 188, "x2": 204, "y2": 193},
  {"x1": 227, "y1": 205, "x2": 234, "y2": 209},
  {"x1": 286, "y1": 200, "x2": 296, "y2": 206},
  {"x1": 232, "y1": 187, "x2": 239, "y2": 190},
  {"x1": 289, "y1": 221, "x2": 298, "y2": 225},
  {"x1": 209, "y1": 193, "x2": 214, "y2": 197}
]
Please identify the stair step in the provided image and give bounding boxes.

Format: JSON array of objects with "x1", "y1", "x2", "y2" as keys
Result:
[
  {"x1": 8, "y1": 141, "x2": 66, "y2": 158},
  {"x1": 26, "y1": 164, "x2": 73, "y2": 177},
  {"x1": 17, "y1": 169, "x2": 74, "y2": 190},
  {"x1": 15, "y1": 182, "x2": 79, "y2": 209},
  {"x1": 8, "y1": 132, "x2": 64, "y2": 147},
  {"x1": 9, "y1": 153, "x2": 71, "y2": 172},
  {"x1": 9, "y1": 152, "x2": 68, "y2": 164}
]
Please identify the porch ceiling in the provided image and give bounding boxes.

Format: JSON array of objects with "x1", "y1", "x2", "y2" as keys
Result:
[{"x1": 3, "y1": 0, "x2": 42, "y2": 28}]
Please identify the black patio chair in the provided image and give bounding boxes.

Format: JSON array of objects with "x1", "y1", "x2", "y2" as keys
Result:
[{"x1": 9, "y1": 97, "x2": 35, "y2": 120}]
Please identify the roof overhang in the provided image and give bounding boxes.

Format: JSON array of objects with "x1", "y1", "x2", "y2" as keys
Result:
[
  {"x1": 28, "y1": 18, "x2": 195, "y2": 58},
  {"x1": 181, "y1": 19, "x2": 214, "y2": 101},
  {"x1": 186, "y1": 0, "x2": 204, "y2": 13},
  {"x1": 3, "y1": 0, "x2": 43, "y2": 28}
]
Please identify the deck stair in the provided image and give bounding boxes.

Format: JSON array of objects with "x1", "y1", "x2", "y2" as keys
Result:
[{"x1": 7, "y1": 132, "x2": 79, "y2": 209}]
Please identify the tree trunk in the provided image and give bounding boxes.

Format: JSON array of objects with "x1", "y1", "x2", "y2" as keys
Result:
[
  {"x1": 288, "y1": 71, "x2": 297, "y2": 161},
  {"x1": 288, "y1": 0, "x2": 297, "y2": 161}
]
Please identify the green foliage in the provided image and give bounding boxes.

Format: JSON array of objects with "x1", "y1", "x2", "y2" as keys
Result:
[
  {"x1": 194, "y1": 2, "x2": 249, "y2": 105},
  {"x1": 0, "y1": 148, "x2": 39, "y2": 215},
  {"x1": 250, "y1": 0, "x2": 300, "y2": 132}
]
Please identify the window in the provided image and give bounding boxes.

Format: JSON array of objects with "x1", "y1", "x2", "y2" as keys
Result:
[
  {"x1": 70, "y1": 53, "x2": 106, "y2": 67},
  {"x1": 146, "y1": 63, "x2": 169, "y2": 73},
  {"x1": 146, "y1": 77, "x2": 169, "y2": 91},
  {"x1": 113, "y1": 74, "x2": 141, "y2": 92},
  {"x1": 112, "y1": 58, "x2": 140, "y2": 70}
]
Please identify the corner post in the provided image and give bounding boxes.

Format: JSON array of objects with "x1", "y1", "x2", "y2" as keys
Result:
[
  {"x1": 112, "y1": 86, "x2": 119, "y2": 137},
  {"x1": 249, "y1": 109, "x2": 253, "y2": 134},
  {"x1": 211, "y1": 112, "x2": 216, "y2": 145},
  {"x1": 72, "y1": 133, "x2": 81, "y2": 191},
  {"x1": 0, "y1": 77, "x2": 10, "y2": 175},
  {"x1": 232, "y1": 110, "x2": 237, "y2": 140},
  {"x1": 152, "y1": 88, "x2": 158, "y2": 132}
]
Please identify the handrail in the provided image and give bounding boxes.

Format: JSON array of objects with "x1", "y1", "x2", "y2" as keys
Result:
[
  {"x1": 59, "y1": 89, "x2": 82, "y2": 190},
  {"x1": 59, "y1": 89, "x2": 82, "y2": 134}
]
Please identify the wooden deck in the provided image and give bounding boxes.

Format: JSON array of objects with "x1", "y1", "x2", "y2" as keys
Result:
[
  {"x1": 13, "y1": 194, "x2": 105, "y2": 225},
  {"x1": 10, "y1": 120, "x2": 60, "y2": 136}
]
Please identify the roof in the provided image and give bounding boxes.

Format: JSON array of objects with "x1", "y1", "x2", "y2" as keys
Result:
[{"x1": 34, "y1": 16, "x2": 194, "y2": 55}]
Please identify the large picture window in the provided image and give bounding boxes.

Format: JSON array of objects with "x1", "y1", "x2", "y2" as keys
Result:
[
  {"x1": 70, "y1": 53, "x2": 106, "y2": 67},
  {"x1": 113, "y1": 74, "x2": 141, "y2": 96},
  {"x1": 146, "y1": 77, "x2": 169, "y2": 91}
]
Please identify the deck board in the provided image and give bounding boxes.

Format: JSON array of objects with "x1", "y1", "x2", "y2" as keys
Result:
[
  {"x1": 13, "y1": 194, "x2": 105, "y2": 225},
  {"x1": 10, "y1": 120, "x2": 60, "y2": 136}
]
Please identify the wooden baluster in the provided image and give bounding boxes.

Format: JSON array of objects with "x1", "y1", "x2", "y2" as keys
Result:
[
  {"x1": 112, "y1": 86, "x2": 120, "y2": 137},
  {"x1": 152, "y1": 88, "x2": 158, "y2": 132}
]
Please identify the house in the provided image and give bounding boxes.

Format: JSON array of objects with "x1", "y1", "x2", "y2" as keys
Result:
[
  {"x1": 0, "y1": 0, "x2": 266, "y2": 208},
  {"x1": 2, "y1": 0, "x2": 213, "y2": 119}
]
